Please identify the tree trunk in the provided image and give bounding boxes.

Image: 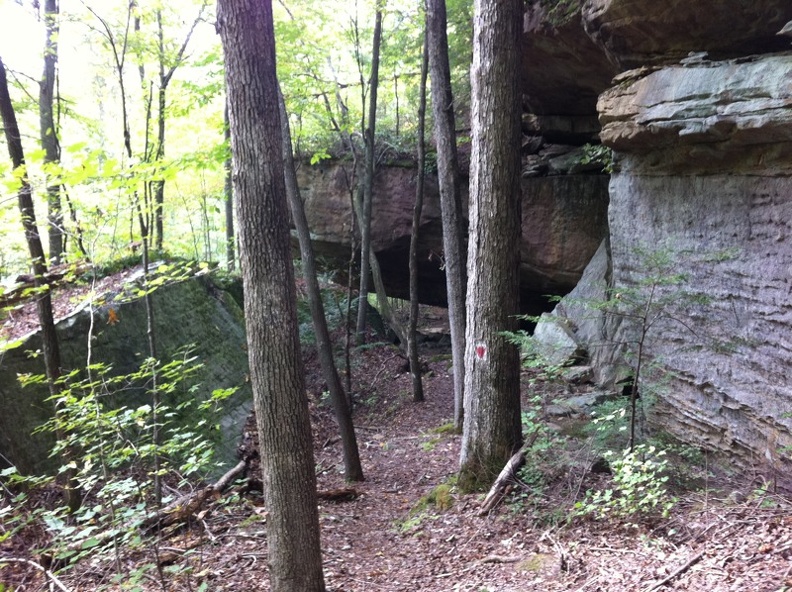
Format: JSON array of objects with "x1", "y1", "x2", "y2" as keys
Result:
[
  {"x1": 39, "y1": 0, "x2": 63, "y2": 264},
  {"x1": 278, "y1": 88, "x2": 364, "y2": 482},
  {"x1": 152, "y1": 6, "x2": 205, "y2": 251},
  {"x1": 224, "y1": 102, "x2": 235, "y2": 270},
  {"x1": 408, "y1": 30, "x2": 429, "y2": 403},
  {"x1": 355, "y1": 8, "x2": 383, "y2": 342},
  {"x1": 216, "y1": 2, "x2": 326, "y2": 590},
  {"x1": 427, "y1": 0, "x2": 467, "y2": 431},
  {"x1": 154, "y1": 10, "x2": 166, "y2": 251},
  {"x1": 0, "y1": 56, "x2": 79, "y2": 511},
  {"x1": 458, "y1": 0, "x2": 523, "y2": 491}
]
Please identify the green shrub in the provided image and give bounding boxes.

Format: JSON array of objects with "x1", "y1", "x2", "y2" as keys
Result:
[{"x1": 574, "y1": 444, "x2": 676, "y2": 521}]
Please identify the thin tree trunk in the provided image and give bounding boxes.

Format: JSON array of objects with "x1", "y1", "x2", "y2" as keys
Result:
[
  {"x1": 408, "y1": 31, "x2": 429, "y2": 403},
  {"x1": 350, "y1": 192, "x2": 408, "y2": 348},
  {"x1": 217, "y1": 0, "x2": 326, "y2": 589},
  {"x1": 0, "y1": 56, "x2": 79, "y2": 512},
  {"x1": 459, "y1": 0, "x2": 523, "y2": 491},
  {"x1": 224, "y1": 102, "x2": 235, "y2": 270},
  {"x1": 278, "y1": 88, "x2": 364, "y2": 482},
  {"x1": 39, "y1": 0, "x2": 63, "y2": 264},
  {"x1": 150, "y1": 5, "x2": 205, "y2": 251},
  {"x1": 154, "y1": 9, "x2": 166, "y2": 251},
  {"x1": 355, "y1": 8, "x2": 383, "y2": 342},
  {"x1": 427, "y1": 0, "x2": 467, "y2": 431}
]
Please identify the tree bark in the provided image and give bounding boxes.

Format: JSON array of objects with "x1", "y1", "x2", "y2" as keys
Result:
[
  {"x1": 278, "y1": 88, "x2": 364, "y2": 482},
  {"x1": 408, "y1": 29, "x2": 429, "y2": 403},
  {"x1": 224, "y1": 102, "x2": 235, "y2": 270},
  {"x1": 458, "y1": 0, "x2": 523, "y2": 491},
  {"x1": 0, "y1": 56, "x2": 79, "y2": 511},
  {"x1": 216, "y1": 2, "x2": 326, "y2": 590},
  {"x1": 39, "y1": 0, "x2": 63, "y2": 264},
  {"x1": 427, "y1": 0, "x2": 468, "y2": 431},
  {"x1": 355, "y1": 8, "x2": 383, "y2": 342}
]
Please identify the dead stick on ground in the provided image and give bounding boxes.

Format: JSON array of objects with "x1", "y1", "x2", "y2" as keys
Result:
[
  {"x1": 141, "y1": 459, "x2": 247, "y2": 532},
  {"x1": 644, "y1": 548, "x2": 706, "y2": 592},
  {"x1": 478, "y1": 431, "x2": 540, "y2": 516},
  {"x1": 0, "y1": 557, "x2": 72, "y2": 592}
]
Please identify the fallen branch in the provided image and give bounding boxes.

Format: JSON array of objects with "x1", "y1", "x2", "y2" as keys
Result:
[
  {"x1": 479, "y1": 554, "x2": 520, "y2": 564},
  {"x1": 0, "y1": 557, "x2": 72, "y2": 591},
  {"x1": 141, "y1": 459, "x2": 246, "y2": 533},
  {"x1": 644, "y1": 548, "x2": 706, "y2": 591},
  {"x1": 478, "y1": 450, "x2": 524, "y2": 515},
  {"x1": 478, "y1": 431, "x2": 540, "y2": 515},
  {"x1": 1, "y1": 262, "x2": 91, "y2": 308},
  {"x1": 317, "y1": 487, "x2": 359, "y2": 502}
]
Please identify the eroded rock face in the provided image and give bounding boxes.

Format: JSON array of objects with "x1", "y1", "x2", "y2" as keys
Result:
[
  {"x1": 522, "y1": 0, "x2": 619, "y2": 117},
  {"x1": 560, "y1": 53, "x2": 792, "y2": 476},
  {"x1": 599, "y1": 55, "x2": 792, "y2": 173},
  {"x1": 582, "y1": 0, "x2": 792, "y2": 69},
  {"x1": 295, "y1": 161, "x2": 609, "y2": 315}
]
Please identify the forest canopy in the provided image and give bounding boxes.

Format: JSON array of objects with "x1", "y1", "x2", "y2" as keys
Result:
[{"x1": 0, "y1": 0, "x2": 473, "y2": 280}]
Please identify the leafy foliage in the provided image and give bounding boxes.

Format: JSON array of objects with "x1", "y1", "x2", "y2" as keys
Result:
[
  {"x1": 7, "y1": 351, "x2": 231, "y2": 585},
  {"x1": 573, "y1": 445, "x2": 676, "y2": 520}
]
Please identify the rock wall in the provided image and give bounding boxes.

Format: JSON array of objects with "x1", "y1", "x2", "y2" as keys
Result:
[
  {"x1": 598, "y1": 54, "x2": 792, "y2": 472},
  {"x1": 582, "y1": 0, "x2": 792, "y2": 69},
  {"x1": 537, "y1": 0, "x2": 792, "y2": 475},
  {"x1": 0, "y1": 274, "x2": 252, "y2": 476},
  {"x1": 296, "y1": 161, "x2": 609, "y2": 315}
]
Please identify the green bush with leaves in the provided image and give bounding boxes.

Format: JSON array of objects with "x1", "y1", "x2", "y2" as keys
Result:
[
  {"x1": 9, "y1": 352, "x2": 234, "y2": 584},
  {"x1": 574, "y1": 445, "x2": 676, "y2": 521}
]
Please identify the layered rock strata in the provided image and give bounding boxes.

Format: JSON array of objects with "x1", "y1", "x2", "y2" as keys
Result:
[
  {"x1": 547, "y1": 47, "x2": 792, "y2": 475},
  {"x1": 582, "y1": 0, "x2": 792, "y2": 69}
]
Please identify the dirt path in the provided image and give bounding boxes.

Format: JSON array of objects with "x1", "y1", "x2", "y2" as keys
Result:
[
  {"x1": 190, "y1": 346, "x2": 792, "y2": 592},
  {"x1": 3, "y1": 311, "x2": 792, "y2": 591}
]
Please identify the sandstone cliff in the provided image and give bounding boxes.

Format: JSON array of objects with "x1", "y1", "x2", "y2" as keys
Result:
[
  {"x1": 295, "y1": 160, "x2": 608, "y2": 316},
  {"x1": 538, "y1": 0, "x2": 792, "y2": 476}
]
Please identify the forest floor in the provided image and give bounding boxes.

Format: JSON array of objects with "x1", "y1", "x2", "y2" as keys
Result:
[{"x1": 3, "y1": 270, "x2": 792, "y2": 591}]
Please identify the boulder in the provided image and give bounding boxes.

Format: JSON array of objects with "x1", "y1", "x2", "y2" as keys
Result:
[
  {"x1": 0, "y1": 273, "x2": 252, "y2": 476},
  {"x1": 532, "y1": 312, "x2": 583, "y2": 367},
  {"x1": 582, "y1": 0, "x2": 792, "y2": 69}
]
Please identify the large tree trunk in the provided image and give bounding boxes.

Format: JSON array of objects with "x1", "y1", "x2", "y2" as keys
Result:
[
  {"x1": 278, "y1": 88, "x2": 364, "y2": 483},
  {"x1": 39, "y1": 0, "x2": 63, "y2": 264},
  {"x1": 355, "y1": 8, "x2": 383, "y2": 342},
  {"x1": 427, "y1": 0, "x2": 468, "y2": 432},
  {"x1": 216, "y1": 2, "x2": 326, "y2": 591},
  {"x1": 1, "y1": 56, "x2": 79, "y2": 511},
  {"x1": 458, "y1": 0, "x2": 523, "y2": 491}
]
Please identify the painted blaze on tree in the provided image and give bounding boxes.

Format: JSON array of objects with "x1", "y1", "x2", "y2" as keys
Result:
[
  {"x1": 216, "y1": 0, "x2": 326, "y2": 590},
  {"x1": 459, "y1": 0, "x2": 524, "y2": 491}
]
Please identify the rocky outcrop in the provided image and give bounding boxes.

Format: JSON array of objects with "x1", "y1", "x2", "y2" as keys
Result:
[
  {"x1": 582, "y1": 0, "x2": 792, "y2": 69},
  {"x1": 534, "y1": 1, "x2": 792, "y2": 477},
  {"x1": 295, "y1": 161, "x2": 609, "y2": 315},
  {"x1": 523, "y1": 0, "x2": 618, "y2": 118},
  {"x1": 296, "y1": 1, "x2": 619, "y2": 316},
  {"x1": 0, "y1": 273, "x2": 252, "y2": 476},
  {"x1": 596, "y1": 55, "x2": 792, "y2": 473},
  {"x1": 599, "y1": 54, "x2": 792, "y2": 174}
]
